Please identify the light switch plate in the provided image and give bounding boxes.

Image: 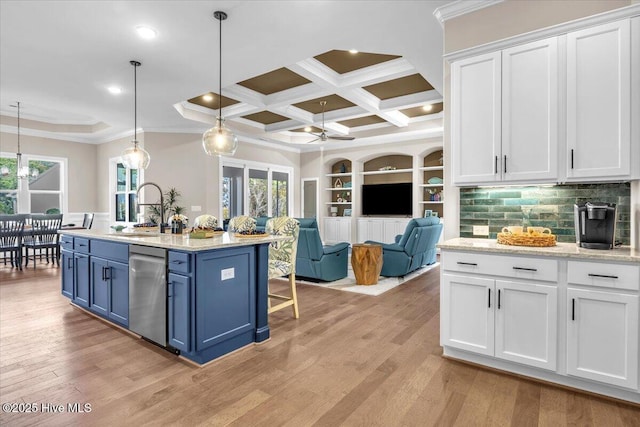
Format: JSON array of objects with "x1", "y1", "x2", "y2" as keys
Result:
[
  {"x1": 473, "y1": 225, "x2": 489, "y2": 236},
  {"x1": 191, "y1": 205, "x2": 202, "y2": 212}
]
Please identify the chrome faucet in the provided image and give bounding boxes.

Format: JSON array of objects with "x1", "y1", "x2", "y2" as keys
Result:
[{"x1": 136, "y1": 182, "x2": 165, "y2": 234}]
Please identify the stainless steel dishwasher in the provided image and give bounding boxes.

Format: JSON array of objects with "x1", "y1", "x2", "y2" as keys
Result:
[{"x1": 129, "y1": 245, "x2": 167, "y2": 347}]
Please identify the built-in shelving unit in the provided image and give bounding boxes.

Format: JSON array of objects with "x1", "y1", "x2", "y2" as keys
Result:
[
  {"x1": 325, "y1": 162, "x2": 352, "y2": 217},
  {"x1": 422, "y1": 150, "x2": 444, "y2": 218}
]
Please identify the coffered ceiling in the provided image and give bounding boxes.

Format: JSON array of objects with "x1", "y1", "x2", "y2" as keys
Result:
[{"x1": 0, "y1": 1, "x2": 449, "y2": 149}]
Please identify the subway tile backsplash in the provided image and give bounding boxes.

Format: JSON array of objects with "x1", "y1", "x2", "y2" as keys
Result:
[{"x1": 459, "y1": 183, "x2": 631, "y2": 244}]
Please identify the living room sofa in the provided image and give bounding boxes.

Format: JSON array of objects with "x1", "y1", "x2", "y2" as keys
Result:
[
  {"x1": 365, "y1": 216, "x2": 442, "y2": 277},
  {"x1": 295, "y1": 218, "x2": 350, "y2": 281}
]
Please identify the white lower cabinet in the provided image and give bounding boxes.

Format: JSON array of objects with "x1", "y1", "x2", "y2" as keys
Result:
[
  {"x1": 442, "y1": 274, "x2": 494, "y2": 356},
  {"x1": 442, "y1": 273, "x2": 557, "y2": 370},
  {"x1": 567, "y1": 288, "x2": 638, "y2": 389},
  {"x1": 323, "y1": 217, "x2": 351, "y2": 244},
  {"x1": 495, "y1": 280, "x2": 557, "y2": 370},
  {"x1": 357, "y1": 218, "x2": 410, "y2": 243},
  {"x1": 442, "y1": 249, "x2": 640, "y2": 402}
]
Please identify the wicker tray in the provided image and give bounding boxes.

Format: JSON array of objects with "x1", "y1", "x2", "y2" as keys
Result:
[
  {"x1": 188, "y1": 230, "x2": 223, "y2": 239},
  {"x1": 234, "y1": 232, "x2": 269, "y2": 238},
  {"x1": 497, "y1": 232, "x2": 556, "y2": 247}
]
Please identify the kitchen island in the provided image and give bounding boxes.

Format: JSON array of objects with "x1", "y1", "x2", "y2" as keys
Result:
[
  {"x1": 438, "y1": 238, "x2": 640, "y2": 404},
  {"x1": 58, "y1": 229, "x2": 286, "y2": 365}
]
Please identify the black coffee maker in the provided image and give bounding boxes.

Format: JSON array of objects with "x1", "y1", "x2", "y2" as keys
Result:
[{"x1": 574, "y1": 202, "x2": 617, "y2": 249}]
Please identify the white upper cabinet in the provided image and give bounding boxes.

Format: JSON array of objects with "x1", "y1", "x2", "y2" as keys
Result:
[
  {"x1": 451, "y1": 17, "x2": 636, "y2": 186},
  {"x1": 452, "y1": 52, "x2": 502, "y2": 185},
  {"x1": 502, "y1": 38, "x2": 558, "y2": 182},
  {"x1": 452, "y1": 38, "x2": 559, "y2": 185},
  {"x1": 566, "y1": 20, "x2": 631, "y2": 180}
]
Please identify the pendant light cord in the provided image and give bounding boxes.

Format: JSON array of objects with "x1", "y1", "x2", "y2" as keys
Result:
[
  {"x1": 134, "y1": 63, "x2": 137, "y2": 142},
  {"x1": 16, "y1": 101, "x2": 20, "y2": 153},
  {"x1": 218, "y1": 12, "x2": 222, "y2": 120}
]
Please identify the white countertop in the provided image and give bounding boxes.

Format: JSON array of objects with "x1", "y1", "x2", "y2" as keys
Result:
[
  {"x1": 59, "y1": 229, "x2": 286, "y2": 252},
  {"x1": 438, "y1": 238, "x2": 640, "y2": 263}
]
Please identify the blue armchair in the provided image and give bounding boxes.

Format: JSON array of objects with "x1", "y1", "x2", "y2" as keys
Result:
[
  {"x1": 255, "y1": 216, "x2": 270, "y2": 232},
  {"x1": 365, "y1": 217, "x2": 442, "y2": 277},
  {"x1": 295, "y1": 218, "x2": 350, "y2": 281}
]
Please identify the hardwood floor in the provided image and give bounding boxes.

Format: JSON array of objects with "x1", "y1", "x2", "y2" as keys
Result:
[{"x1": 1, "y1": 264, "x2": 638, "y2": 426}]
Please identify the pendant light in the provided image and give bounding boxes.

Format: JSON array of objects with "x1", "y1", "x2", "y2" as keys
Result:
[
  {"x1": 121, "y1": 60, "x2": 150, "y2": 169},
  {"x1": 202, "y1": 10, "x2": 238, "y2": 157},
  {"x1": 11, "y1": 101, "x2": 31, "y2": 179}
]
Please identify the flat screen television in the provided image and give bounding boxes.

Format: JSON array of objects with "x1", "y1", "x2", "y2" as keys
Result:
[{"x1": 362, "y1": 183, "x2": 412, "y2": 216}]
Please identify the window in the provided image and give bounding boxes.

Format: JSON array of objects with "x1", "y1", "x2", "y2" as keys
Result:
[
  {"x1": 222, "y1": 166, "x2": 243, "y2": 220},
  {"x1": 0, "y1": 154, "x2": 66, "y2": 214},
  {"x1": 111, "y1": 161, "x2": 140, "y2": 224},
  {"x1": 221, "y1": 161, "x2": 292, "y2": 219},
  {"x1": 249, "y1": 169, "x2": 268, "y2": 217},
  {"x1": 272, "y1": 171, "x2": 288, "y2": 217}
]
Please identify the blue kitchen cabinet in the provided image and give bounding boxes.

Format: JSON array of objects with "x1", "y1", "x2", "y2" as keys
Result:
[
  {"x1": 90, "y1": 256, "x2": 129, "y2": 327},
  {"x1": 73, "y1": 253, "x2": 90, "y2": 308},
  {"x1": 194, "y1": 247, "x2": 255, "y2": 353},
  {"x1": 168, "y1": 272, "x2": 190, "y2": 352},
  {"x1": 108, "y1": 260, "x2": 129, "y2": 326},
  {"x1": 90, "y1": 257, "x2": 109, "y2": 316},
  {"x1": 61, "y1": 249, "x2": 74, "y2": 299}
]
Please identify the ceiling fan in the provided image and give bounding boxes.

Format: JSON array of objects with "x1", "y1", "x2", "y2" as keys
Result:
[{"x1": 306, "y1": 101, "x2": 355, "y2": 143}]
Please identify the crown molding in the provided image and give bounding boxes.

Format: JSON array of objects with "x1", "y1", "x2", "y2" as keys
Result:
[
  {"x1": 433, "y1": 0, "x2": 504, "y2": 27},
  {"x1": 445, "y1": 3, "x2": 640, "y2": 62}
]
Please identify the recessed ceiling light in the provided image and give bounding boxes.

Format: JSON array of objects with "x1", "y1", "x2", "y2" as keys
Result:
[
  {"x1": 136, "y1": 26, "x2": 157, "y2": 40},
  {"x1": 304, "y1": 126, "x2": 312, "y2": 132},
  {"x1": 108, "y1": 86, "x2": 122, "y2": 95},
  {"x1": 348, "y1": 49, "x2": 359, "y2": 54},
  {"x1": 202, "y1": 94, "x2": 213, "y2": 102},
  {"x1": 422, "y1": 104, "x2": 433, "y2": 112}
]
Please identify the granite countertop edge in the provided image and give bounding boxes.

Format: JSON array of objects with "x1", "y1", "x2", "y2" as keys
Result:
[
  {"x1": 59, "y1": 229, "x2": 284, "y2": 252},
  {"x1": 438, "y1": 238, "x2": 640, "y2": 263}
]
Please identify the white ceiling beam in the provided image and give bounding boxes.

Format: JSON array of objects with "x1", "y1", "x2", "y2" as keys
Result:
[
  {"x1": 264, "y1": 119, "x2": 305, "y2": 133},
  {"x1": 379, "y1": 90, "x2": 443, "y2": 111},
  {"x1": 335, "y1": 58, "x2": 417, "y2": 89}
]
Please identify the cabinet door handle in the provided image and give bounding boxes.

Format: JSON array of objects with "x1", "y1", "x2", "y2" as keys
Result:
[
  {"x1": 488, "y1": 288, "x2": 491, "y2": 308},
  {"x1": 513, "y1": 266, "x2": 537, "y2": 272},
  {"x1": 78, "y1": 243, "x2": 87, "y2": 247},
  {"x1": 503, "y1": 155, "x2": 507, "y2": 174},
  {"x1": 104, "y1": 267, "x2": 110, "y2": 281},
  {"x1": 572, "y1": 298, "x2": 575, "y2": 321},
  {"x1": 498, "y1": 289, "x2": 501, "y2": 309},
  {"x1": 588, "y1": 273, "x2": 618, "y2": 279},
  {"x1": 494, "y1": 156, "x2": 498, "y2": 174},
  {"x1": 171, "y1": 260, "x2": 184, "y2": 264},
  {"x1": 68, "y1": 257, "x2": 73, "y2": 269},
  {"x1": 456, "y1": 261, "x2": 478, "y2": 266},
  {"x1": 101, "y1": 266, "x2": 106, "y2": 281},
  {"x1": 570, "y1": 149, "x2": 574, "y2": 169},
  {"x1": 168, "y1": 281, "x2": 174, "y2": 298}
]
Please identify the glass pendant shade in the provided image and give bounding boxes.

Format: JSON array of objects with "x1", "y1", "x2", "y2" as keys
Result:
[
  {"x1": 203, "y1": 117, "x2": 238, "y2": 156},
  {"x1": 121, "y1": 140, "x2": 151, "y2": 169},
  {"x1": 16, "y1": 153, "x2": 29, "y2": 179}
]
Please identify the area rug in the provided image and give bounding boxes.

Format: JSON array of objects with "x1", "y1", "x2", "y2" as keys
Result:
[{"x1": 275, "y1": 262, "x2": 439, "y2": 296}]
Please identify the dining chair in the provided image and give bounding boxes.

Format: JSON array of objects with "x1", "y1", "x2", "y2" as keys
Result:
[
  {"x1": 266, "y1": 217, "x2": 300, "y2": 318},
  {"x1": 0, "y1": 214, "x2": 27, "y2": 270},
  {"x1": 228, "y1": 216, "x2": 256, "y2": 233},
  {"x1": 82, "y1": 213, "x2": 95, "y2": 229},
  {"x1": 23, "y1": 214, "x2": 63, "y2": 268}
]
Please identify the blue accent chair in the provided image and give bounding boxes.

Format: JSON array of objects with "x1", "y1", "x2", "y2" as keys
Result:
[
  {"x1": 365, "y1": 217, "x2": 442, "y2": 277},
  {"x1": 255, "y1": 216, "x2": 270, "y2": 233},
  {"x1": 295, "y1": 218, "x2": 350, "y2": 281}
]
